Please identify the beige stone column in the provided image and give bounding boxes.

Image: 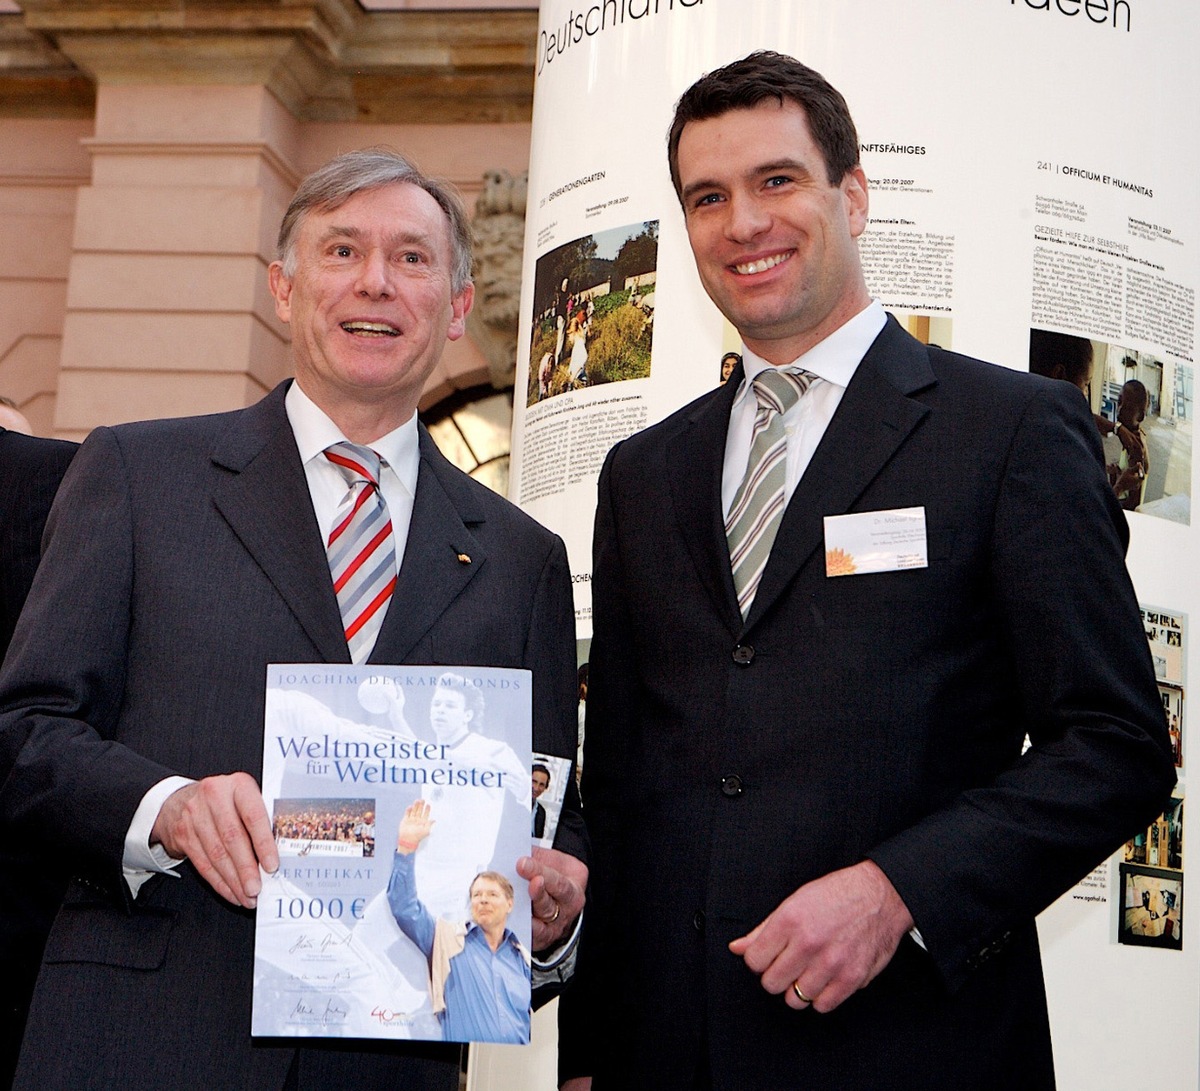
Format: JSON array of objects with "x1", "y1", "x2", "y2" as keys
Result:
[
  {"x1": 20, "y1": 0, "x2": 360, "y2": 438},
  {"x1": 55, "y1": 82, "x2": 300, "y2": 438},
  {"x1": 53, "y1": 76, "x2": 297, "y2": 438},
  {"x1": 0, "y1": 118, "x2": 91, "y2": 437}
]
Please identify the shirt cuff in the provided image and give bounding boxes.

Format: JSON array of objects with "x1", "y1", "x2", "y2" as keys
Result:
[
  {"x1": 531, "y1": 908, "x2": 583, "y2": 988},
  {"x1": 122, "y1": 775, "x2": 194, "y2": 897}
]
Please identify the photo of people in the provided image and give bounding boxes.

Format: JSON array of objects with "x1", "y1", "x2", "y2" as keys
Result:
[
  {"x1": 530, "y1": 752, "x2": 573, "y2": 847},
  {"x1": 1029, "y1": 329, "x2": 1193, "y2": 524},
  {"x1": 271, "y1": 797, "x2": 376, "y2": 857},
  {"x1": 527, "y1": 220, "x2": 658, "y2": 404},
  {"x1": 1119, "y1": 863, "x2": 1183, "y2": 950},
  {"x1": 1142, "y1": 606, "x2": 1186, "y2": 684},
  {"x1": 1140, "y1": 606, "x2": 1185, "y2": 769},
  {"x1": 375, "y1": 672, "x2": 531, "y2": 920},
  {"x1": 254, "y1": 665, "x2": 539, "y2": 1043},
  {"x1": 388, "y1": 800, "x2": 530, "y2": 1044},
  {"x1": 1119, "y1": 793, "x2": 1184, "y2": 950},
  {"x1": 1124, "y1": 795, "x2": 1183, "y2": 872},
  {"x1": 265, "y1": 671, "x2": 531, "y2": 919},
  {"x1": 720, "y1": 351, "x2": 741, "y2": 384},
  {"x1": 1162, "y1": 686, "x2": 1184, "y2": 769},
  {"x1": 574, "y1": 641, "x2": 590, "y2": 789}
]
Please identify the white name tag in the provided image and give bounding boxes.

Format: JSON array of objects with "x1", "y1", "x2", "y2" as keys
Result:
[{"x1": 823, "y1": 507, "x2": 929, "y2": 577}]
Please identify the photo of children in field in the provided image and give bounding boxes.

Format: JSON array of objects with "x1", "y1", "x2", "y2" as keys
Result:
[{"x1": 527, "y1": 220, "x2": 658, "y2": 406}]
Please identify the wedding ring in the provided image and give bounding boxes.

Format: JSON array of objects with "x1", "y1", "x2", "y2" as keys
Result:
[
  {"x1": 792, "y1": 982, "x2": 815, "y2": 1005},
  {"x1": 540, "y1": 902, "x2": 561, "y2": 924}
]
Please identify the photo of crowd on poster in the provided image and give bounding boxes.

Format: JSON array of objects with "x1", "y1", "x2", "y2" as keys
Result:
[{"x1": 272, "y1": 797, "x2": 377, "y2": 857}]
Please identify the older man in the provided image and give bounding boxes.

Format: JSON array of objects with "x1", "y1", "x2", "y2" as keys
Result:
[
  {"x1": 0, "y1": 149, "x2": 584, "y2": 1091},
  {"x1": 560, "y1": 52, "x2": 1172, "y2": 1090}
]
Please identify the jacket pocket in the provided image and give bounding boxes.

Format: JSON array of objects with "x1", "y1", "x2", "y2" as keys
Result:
[{"x1": 44, "y1": 894, "x2": 176, "y2": 970}]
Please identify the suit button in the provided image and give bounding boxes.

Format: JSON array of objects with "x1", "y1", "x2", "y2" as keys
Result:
[
  {"x1": 693, "y1": 909, "x2": 706, "y2": 932},
  {"x1": 732, "y1": 644, "x2": 755, "y2": 665},
  {"x1": 721, "y1": 774, "x2": 743, "y2": 797}
]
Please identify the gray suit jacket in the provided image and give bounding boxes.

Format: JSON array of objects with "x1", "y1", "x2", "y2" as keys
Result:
[{"x1": 0, "y1": 383, "x2": 582, "y2": 1091}]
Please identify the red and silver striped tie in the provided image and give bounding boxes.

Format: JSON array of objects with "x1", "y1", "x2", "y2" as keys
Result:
[{"x1": 324, "y1": 441, "x2": 397, "y2": 663}]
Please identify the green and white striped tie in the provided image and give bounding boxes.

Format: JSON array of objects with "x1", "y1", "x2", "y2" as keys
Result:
[{"x1": 726, "y1": 367, "x2": 814, "y2": 618}]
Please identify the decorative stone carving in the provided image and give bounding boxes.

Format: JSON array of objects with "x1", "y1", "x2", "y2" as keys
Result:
[{"x1": 467, "y1": 168, "x2": 527, "y2": 390}]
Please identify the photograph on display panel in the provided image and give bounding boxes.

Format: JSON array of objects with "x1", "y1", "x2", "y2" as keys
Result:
[
  {"x1": 527, "y1": 220, "x2": 658, "y2": 405},
  {"x1": 1029, "y1": 329, "x2": 1193, "y2": 524},
  {"x1": 1119, "y1": 793, "x2": 1184, "y2": 951},
  {"x1": 1159, "y1": 683, "x2": 1184, "y2": 770},
  {"x1": 1119, "y1": 863, "x2": 1183, "y2": 951},
  {"x1": 1139, "y1": 606, "x2": 1185, "y2": 769},
  {"x1": 1123, "y1": 794, "x2": 1184, "y2": 873}
]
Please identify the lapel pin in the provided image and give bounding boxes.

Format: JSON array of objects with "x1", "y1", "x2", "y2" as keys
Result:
[{"x1": 457, "y1": 552, "x2": 472, "y2": 565}]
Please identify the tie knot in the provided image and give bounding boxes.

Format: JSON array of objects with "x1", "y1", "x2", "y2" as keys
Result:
[
  {"x1": 751, "y1": 367, "x2": 813, "y2": 416},
  {"x1": 325, "y1": 441, "x2": 383, "y2": 487}
]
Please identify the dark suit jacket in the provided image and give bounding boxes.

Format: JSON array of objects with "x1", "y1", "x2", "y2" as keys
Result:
[
  {"x1": 560, "y1": 318, "x2": 1173, "y2": 1090},
  {"x1": 0, "y1": 427, "x2": 78, "y2": 662},
  {"x1": 0, "y1": 426, "x2": 78, "y2": 1089},
  {"x1": 0, "y1": 384, "x2": 582, "y2": 1091}
]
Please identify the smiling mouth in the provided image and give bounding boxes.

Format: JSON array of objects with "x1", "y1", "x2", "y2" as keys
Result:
[
  {"x1": 733, "y1": 252, "x2": 792, "y2": 276},
  {"x1": 341, "y1": 321, "x2": 399, "y2": 337}
]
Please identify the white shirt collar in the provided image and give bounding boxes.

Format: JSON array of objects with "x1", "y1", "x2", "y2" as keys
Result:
[
  {"x1": 284, "y1": 380, "x2": 420, "y2": 498},
  {"x1": 738, "y1": 300, "x2": 887, "y2": 392}
]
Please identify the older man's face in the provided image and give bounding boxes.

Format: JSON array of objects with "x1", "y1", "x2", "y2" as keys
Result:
[{"x1": 269, "y1": 182, "x2": 473, "y2": 430}]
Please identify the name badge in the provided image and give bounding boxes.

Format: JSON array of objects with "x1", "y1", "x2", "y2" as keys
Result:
[{"x1": 823, "y1": 507, "x2": 929, "y2": 577}]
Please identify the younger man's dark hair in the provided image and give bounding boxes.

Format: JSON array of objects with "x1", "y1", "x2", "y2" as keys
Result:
[{"x1": 667, "y1": 50, "x2": 861, "y2": 203}]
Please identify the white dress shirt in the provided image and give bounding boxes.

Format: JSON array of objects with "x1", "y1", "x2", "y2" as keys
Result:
[
  {"x1": 122, "y1": 382, "x2": 420, "y2": 892},
  {"x1": 721, "y1": 301, "x2": 887, "y2": 517}
]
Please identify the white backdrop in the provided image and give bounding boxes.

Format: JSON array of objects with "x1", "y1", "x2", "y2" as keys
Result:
[{"x1": 496, "y1": 2, "x2": 1200, "y2": 1086}]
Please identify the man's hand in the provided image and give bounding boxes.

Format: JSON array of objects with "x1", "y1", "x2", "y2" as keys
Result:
[
  {"x1": 560, "y1": 1080, "x2": 591, "y2": 1091},
  {"x1": 728, "y1": 860, "x2": 914, "y2": 1014},
  {"x1": 517, "y1": 847, "x2": 587, "y2": 952},
  {"x1": 396, "y1": 799, "x2": 434, "y2": 854},
  {"x1": 150, "y1": 773, "x2": 278, "y2": 909}
]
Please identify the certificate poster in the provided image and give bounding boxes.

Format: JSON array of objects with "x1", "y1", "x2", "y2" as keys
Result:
[{"x1": 252, "y1": 664, "x2": 534, "y2": 1044}]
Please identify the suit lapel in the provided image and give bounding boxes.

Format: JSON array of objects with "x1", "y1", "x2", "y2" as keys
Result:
[
  {"x1": 210, "y1": 383, "x2": 350, "y2": 662},
  {"x1": 745, "y1": 318, "x2": 935, "y2": 629},
  {"x1": 666, "y1": 371, "x2": 743, "y2": 631},
  {"x1": 371, "y1": 427, "x2": 484, "y2": 663}
]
